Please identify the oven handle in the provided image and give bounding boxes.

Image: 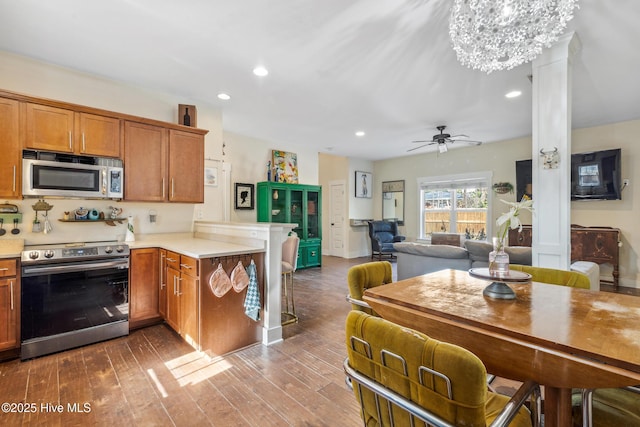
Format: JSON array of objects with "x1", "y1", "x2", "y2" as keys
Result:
[{"x1": 22, "y1": 258, "x2": 129, "y2": 277}]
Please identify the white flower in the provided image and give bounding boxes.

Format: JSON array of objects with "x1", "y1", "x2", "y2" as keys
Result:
[{"x1": 495, "y1": 198, "x2": 534, "y2": 243}]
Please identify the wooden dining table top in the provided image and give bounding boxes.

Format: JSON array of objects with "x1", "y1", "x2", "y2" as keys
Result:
[{"x1": 362, "y1": 269, "x2": 640, "y2": 389}]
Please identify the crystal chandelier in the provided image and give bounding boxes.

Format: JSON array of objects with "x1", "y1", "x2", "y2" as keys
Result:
[{"x1": 449, "y1": 0, "x2": 579, "y2": 73}]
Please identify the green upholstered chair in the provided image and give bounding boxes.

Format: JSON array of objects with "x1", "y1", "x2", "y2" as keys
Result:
[
  {"x1": 344, "y1": 310, "x2": 541, "y2": 427},
  {"x1": 346, "y1": 261, "x2": 393, "y2": 315},
  {"x1": 509, "y1": 264, "x2": 590, "y2": 289},
  {"x1": 572, "y1": 386, "x2": 640, "y2": 427}
]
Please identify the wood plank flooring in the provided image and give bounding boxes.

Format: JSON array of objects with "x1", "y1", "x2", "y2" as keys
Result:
[
  {"x1": 0, "y1": 255, "x2": 369, "y2": 427},
  {"x1": 1, "y1": 255, "x2": 636, "y2": 426}
]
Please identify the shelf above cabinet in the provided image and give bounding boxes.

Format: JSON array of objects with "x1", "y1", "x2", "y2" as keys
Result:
[{"x1": 58, "y1": 217, "x2": 126, "y2": 226}]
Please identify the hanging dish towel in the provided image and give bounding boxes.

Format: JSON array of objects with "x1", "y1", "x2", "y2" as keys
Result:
[
  {"x1": 231, "y1": 260, "x2": 250, "y2": 292},
  {"x1": 209, "y1": 263, "x2": 232, "y2": 297},
  {"x1": 243, "y1": 260, "x2": 260, "y2": 321}
]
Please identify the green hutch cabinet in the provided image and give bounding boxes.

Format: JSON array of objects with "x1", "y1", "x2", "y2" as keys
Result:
[{"x1": 257, "y1": 182, "x2": 322, "y2": 269}]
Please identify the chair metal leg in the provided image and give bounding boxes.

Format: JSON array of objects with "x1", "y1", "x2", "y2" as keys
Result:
[
  {"x1": 282, "y1": 271, "x2": 298, "y2": 325},
  {"x1": 581, "y1": 389, "x2": 593, "y2": 427}
]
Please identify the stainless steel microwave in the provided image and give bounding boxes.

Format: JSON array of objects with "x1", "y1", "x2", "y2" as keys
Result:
[{"x1": 22, "y1": 152, "x2": 123, "y2": 199}]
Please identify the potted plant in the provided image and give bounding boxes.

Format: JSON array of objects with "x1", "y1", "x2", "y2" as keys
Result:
[{"x1": 492, "y1": 182, "x2": 514, "y2": 194}]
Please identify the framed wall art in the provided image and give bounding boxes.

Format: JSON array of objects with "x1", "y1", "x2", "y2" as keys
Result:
[
  {"x1": 204, "y1": 167, "x2": 218, "y2": 187},
  {"x1": 234, "y1": 183, "x2": 255, "y2": 210},
  {"x1": 272, "y1": 150, "x2": 299, "y2": 183},
  {"x1": 355, "y1": 171, "x2": 372, "y2": 198}
]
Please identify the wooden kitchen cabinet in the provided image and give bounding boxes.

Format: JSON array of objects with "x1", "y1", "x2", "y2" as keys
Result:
[
  {"x1": 0, "y1": 259, "x2": 20, "y2": 352},
  {"x1": 129, "y1": 248, "x2": 161, "y2": 328},
  {"x1": 168, "y1": 129, "x2": 204, "y2": 203},
  {"x1": 0, "y1": 98, "x2": 21, "y2": 198},
  {"x1": 159, "y1": 249, "x2": 167, "y2": 319},
  {"x1": 123, "y1": 121, "x2": 168, "y2": 201},
  {"x1": 165, "y1": 251, "x2": 199, "y2": 349},
  {"x1": 25, "y1": 103, "x2": 120, "y2": 157},
  {"x1": 123, "y1": 122, "x2": 204, "y2": 203}
]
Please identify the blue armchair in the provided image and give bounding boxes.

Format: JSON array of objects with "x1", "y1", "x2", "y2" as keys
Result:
[{"x1": 368, "y1": 220, "x2": 405, "y2": 260}]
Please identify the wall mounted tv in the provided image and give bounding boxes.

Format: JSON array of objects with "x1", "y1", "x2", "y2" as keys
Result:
[{"x1": 571, "y1": 148, "x2": 621, "y2": 201}]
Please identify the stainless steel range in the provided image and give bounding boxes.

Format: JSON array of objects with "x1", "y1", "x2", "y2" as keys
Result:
[{"x1": 20, "y1": 241, "x2": 130, "y2": 360}]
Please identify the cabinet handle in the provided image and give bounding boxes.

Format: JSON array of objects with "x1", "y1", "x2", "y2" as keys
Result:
[
  {"x1": 69, "y1": 131, "x2": 73, "y2": 150},
  {"x1": 173, "y1": 276, "x2": 177, "y2": 295},
  {"x1": 160, "y1": 253, "x2": 166, "y2": 288},
  {"x1": 12, "y1": 165, "x2": 16, "y2": 192},
  {"x1": 166, "y1": 257, "x2": 177, "y2": 262},
  {"x1": 162, "y1": 178, "x2": 165, "y2": 199},
  {"x1": 179, "y1": 263, "x2": 191, "y2": 269},
  {"x1": 0, "y1": 268, "x2": 8, "y2": 271},
  {"x1": 176, "y1": 277, "x2": 182, "y2": 296},
  {"x1": 82, "y1": 133, "x2": 86, "y2": 152},
  {"x1": 171, "y1": 178, "x2": 175, "y2": 199},
  {"x1": 10, "y1": 280, "x2": 14, "y2": 311}
]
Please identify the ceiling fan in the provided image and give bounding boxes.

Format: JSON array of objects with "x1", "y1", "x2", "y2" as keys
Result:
[{"x1": 408, "y1": 125, "x2": 483, "y2": 153}]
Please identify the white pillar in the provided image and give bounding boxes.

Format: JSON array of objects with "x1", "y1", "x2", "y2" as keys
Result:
[{"x1": 531, "y1": 32, "x2": 581, "y2": 269}]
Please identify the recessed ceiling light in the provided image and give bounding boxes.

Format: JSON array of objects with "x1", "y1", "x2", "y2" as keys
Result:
[
  {"x1": 355, "y1": 131, "x2": 366, "y2": 137},
  {"x1": 217, "y1": 93, "x2": 231, "y2": 100},
  {"x1": 253, "y1": 66, "x2": 269, "y2": 77},
  {"x1": 505, "y1": 90, "x2": 522, "y2": 98}
]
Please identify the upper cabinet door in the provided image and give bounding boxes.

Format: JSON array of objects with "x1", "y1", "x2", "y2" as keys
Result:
[
  {"x1": 168, "y1": 130, "x2": 204, "y2": 203},
  {"x1": 25, "y1": 103, "x2": 75, "y2": 153},
  {"x1": 76, "y1": 112, "x2": 120, "y2": 158},
  {"x1": 0, "y1": 98, "x2": 20, "y2": 198},
  {"x1": 124, "y1": 121, "x2": 168, "y2": 202}
]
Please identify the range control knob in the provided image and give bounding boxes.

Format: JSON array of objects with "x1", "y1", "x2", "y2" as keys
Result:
[
  {"x1": 104, "y1": 246, "x2": 113, "y2": 254},
  {"x1": 29, "y1": 251, "x2": 40, "y2": 260},
  {"x1": 115, "y1": 246, "x2": 125, "y2": 253},
  {"x1": 43, "y1": 250, "x2": 55, "y2": 258}
]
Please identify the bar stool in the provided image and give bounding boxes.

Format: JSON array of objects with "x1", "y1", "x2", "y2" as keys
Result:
[{"x1": 281, "y1": 234, "x2": 300, "y2": 325}]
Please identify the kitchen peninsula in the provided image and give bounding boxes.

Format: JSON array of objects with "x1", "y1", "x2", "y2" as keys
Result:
[{"x1": 0, "y1": 221, "x2": 294, "y2": 361}]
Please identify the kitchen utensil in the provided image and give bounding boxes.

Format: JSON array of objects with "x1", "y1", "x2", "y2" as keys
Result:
[
  {"x1": 0, "y1": 202, "x2": 18, "y2": 213},
  {"x1": 0, "y1": 219, "x2": 5, "y2": 236},
  {"x1": 11, "y1": 218, "x2": 20, "y2": 234},
  {"x1": 32, "y1": 220, "x2": 42, "y2": 233},
  {"x1": 43, "y1": 217, "x2": 52, "y2": 234}
]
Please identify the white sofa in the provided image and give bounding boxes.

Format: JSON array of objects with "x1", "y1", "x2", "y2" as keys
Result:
[{"x1": 394, "y1": 240, "x2": 601, "y2": 291}]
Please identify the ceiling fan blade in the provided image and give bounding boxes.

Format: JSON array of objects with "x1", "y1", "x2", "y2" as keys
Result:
[
  {"x1": 411, "y1": 140, "x2": 434, "y2": 143},
  {"x1": 448, "y1": 134, "x2": 469, "y2": 138},
  {"x1": 407, "y1": 144, "x2": 430, "y2": 152},
  {"x1": 449, "y1": 139, "x2": 483, "y2": 145}
]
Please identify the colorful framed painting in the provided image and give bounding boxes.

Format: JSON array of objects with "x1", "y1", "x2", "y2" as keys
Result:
[
  {"x1": 355, "y1": 171, "x2": 372, "y2": 198},
  {"x1": 234, "y1": 183, "x2": 255, "y2": 210},
  {"x1": 272, "y1": 150, "x2": 299, "y2": 183}
]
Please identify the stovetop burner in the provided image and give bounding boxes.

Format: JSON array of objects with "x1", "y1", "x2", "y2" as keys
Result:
[{"x1": 21, "y1": 241, "x2": 129, "y2": 264}]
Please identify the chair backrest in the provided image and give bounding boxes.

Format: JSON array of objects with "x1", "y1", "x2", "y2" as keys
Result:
[
  {"x1": 346, "y1": 310, "x2": 492, "y2": 426},
  {"x1": 368, "y1": 220, "x2": 398, "y2": 244},
  {"x1": 347, "y1": 261, "x2": 392, "y2": 315},
  {"x1": 510, "y1": 264, "x2": 590, "y2": 289},
  {"x1": 282, "y1": 235, "x2": 300, "y2": 272}
]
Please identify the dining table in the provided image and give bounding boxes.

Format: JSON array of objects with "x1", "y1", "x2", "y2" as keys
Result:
[{"x1": 362, "y1": 269, "x2": 640, "y2": 427}]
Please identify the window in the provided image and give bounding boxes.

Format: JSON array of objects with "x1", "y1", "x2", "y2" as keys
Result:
[{"x1": 418, "y1": 172, "x2": 492, "y2": 241}]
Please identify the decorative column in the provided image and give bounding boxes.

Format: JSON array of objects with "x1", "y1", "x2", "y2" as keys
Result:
[{"x1": 531, "y1": 32, "x2": 581, "y2": 269}]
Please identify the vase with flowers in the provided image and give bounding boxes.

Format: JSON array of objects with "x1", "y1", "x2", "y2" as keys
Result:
[{"x1": 489, "y1": 198, "x2": 534, "y2": 276}]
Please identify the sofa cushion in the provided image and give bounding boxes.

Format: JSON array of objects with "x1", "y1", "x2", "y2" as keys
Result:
[
  {"x1": 394, "y1": 242, "x2": 469, "y2": 259},
  {"x1": 464, "y1": 240, "x2": 494, "y2": 262},
  {"x1": 464, "y1": 240, "x2": 532, "y2": 266}
]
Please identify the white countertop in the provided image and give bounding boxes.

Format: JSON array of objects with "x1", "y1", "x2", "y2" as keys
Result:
[
  {"x1": 0, "y1": 238, "x2": 24, "y2": 259},
  {"x1": 127, "y1": 233, "x2": 265, "y2": 259},
  {"x1": 0, "y1": 233, "x2": 265, "y2": 260}
]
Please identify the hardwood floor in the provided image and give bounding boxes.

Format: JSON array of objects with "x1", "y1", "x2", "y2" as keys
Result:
[
  {"x1": 1, "y1": 256, "x2": 636, "y2": 426},
  {"x1": 0, "y1": 255, "x2": 369, "y2": 427}
]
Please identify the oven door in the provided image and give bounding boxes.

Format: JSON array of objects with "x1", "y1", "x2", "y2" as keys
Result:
[{"x1": 21, "y1": 257, "x2": 129, "y2": 359}]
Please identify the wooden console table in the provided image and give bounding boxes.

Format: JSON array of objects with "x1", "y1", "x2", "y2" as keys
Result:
[{"x1": 508, "y1": 225, "x2": 621, "y2": 288}]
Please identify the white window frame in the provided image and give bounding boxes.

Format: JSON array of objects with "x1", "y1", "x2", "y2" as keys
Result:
[{"x1": 417, "y1": 171, "x2": 494, "y2": 241}]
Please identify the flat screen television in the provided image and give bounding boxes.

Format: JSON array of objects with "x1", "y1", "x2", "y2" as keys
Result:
[{"x1": 571, "y1": 148, "x2": 621, "y2": 200}]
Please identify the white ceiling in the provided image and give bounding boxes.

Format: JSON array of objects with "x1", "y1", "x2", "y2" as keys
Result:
[{"x1": 1, "y1": 0, "x2": 640, "y2": 160}]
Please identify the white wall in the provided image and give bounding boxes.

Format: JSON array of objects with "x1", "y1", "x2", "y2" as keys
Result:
[{"x1": 0, "y1": 50, "x2": 319, "y2": 244}]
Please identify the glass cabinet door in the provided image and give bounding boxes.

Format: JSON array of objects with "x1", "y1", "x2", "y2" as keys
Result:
[
  {"x1": 270, "y1": 187, "x2": 286, "y2": 222},
  {"x1": 307, "y1": 190, "x2": 319, "y2": 239},
  {"x1": 290, "y1": 189, "x2": 303, "y2": 237}
]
